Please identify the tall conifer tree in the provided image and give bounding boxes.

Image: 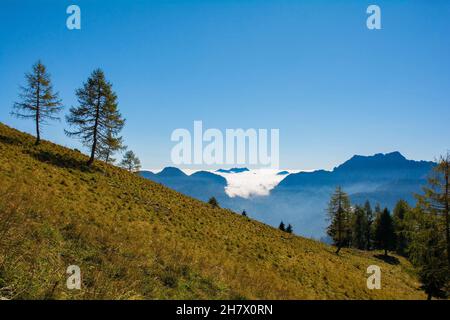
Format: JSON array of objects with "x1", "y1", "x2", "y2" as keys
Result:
[
  {"x1": 352, "y1": 205, "x2": 369, "y2": 250},
  {"x1": 12, "y1": 61, "x2": 62, "y2": 145},
  {"x1": 66, "y1": 69, "x2": 124, "y2": 166},
  {"x1": 327, "y1": 186, "x2": 351, "y2": 254},
  {"x1": 120, "y1": 150, "x2": 141, "y2": 172},
  {"x1": 364, "y1": 200, "x2": 374, "y2": 250},
  {"x1": 374, "y1": 208, "x2": 396, "y2": 256},
  {"x1": 393, "y1": 200, "x2": 410, "y2": 256},
  {"x1": 416, "y1": 154, "x2": 450, "y2": 265}
]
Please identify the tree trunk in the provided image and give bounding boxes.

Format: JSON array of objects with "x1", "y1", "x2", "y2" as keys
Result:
[
  {"x1": 366, "y1": 228, "x2": 370, "y2": 251},
  {"x1": 35, "y1": 79, "x2": 40, "y2": 145},
  {"x1": 427, "y1": 292, "x2": 432, "y2": 300},
  {"x1": 445, "y1": 160, "x2": 449, "y2": 266},
  {"x1": 337, "y1": 195, "x2": 342, "y2": 254},
  {"x1": 88, "y1": 87, "x2": 101, "y2": 166},
  {"x1": 35, "y1": 115, "x2": 40, "y2": 145},
  {"x1": 384, "y1": 248, "x2": 388, "y2": 257},
  {"x1": 88, "y1": 135, "x2": 97, "y2": 166}
]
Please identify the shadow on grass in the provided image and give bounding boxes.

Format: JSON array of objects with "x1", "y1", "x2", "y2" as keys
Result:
[
  {"x1": 28, "y1": 149, "x2": 99, "y2": 173},
  {"x1": 0, "y1": 134, "x2": 23, "y2": 146},
  {"x1": 373, "y1": 254, "x2": 400, "y2": 265}
]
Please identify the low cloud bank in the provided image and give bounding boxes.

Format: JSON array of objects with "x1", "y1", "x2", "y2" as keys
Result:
[{"x1": 215, "y1": 169, "x2": 293, "y2": 198}]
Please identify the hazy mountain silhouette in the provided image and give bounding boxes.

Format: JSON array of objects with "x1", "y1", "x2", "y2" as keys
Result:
[
  {"x1": 278, "y1": 152, "x2": 434, "y2": 189},
  {"x1": 139, "y1": 168, "x2": 227, "y2": 202},
  {"x1": 156, "y1": 167, "x2": 187, "y2": 178},
  {"x1": 140, "y1": 152, "x2": 435, "y2": 238},
  {"x1": 139, "y1": 170, "x2": 155, "y2": 179},
  {"x1": 259, "y1": 152, "x2": 435, "y2": 237}
]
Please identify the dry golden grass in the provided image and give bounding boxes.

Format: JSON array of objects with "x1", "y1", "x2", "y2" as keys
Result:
[{"x1": 0, "y1": 122, "x2": 425, "y2": 299}]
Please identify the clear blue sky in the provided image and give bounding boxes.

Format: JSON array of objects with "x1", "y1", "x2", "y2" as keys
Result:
[{"x1": 1, "y1": 0, "x2": 449, "y2": 170}]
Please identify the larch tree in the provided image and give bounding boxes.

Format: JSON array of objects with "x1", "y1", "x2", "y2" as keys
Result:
[
  {"x1": 286, "y1": 224, "x2": 293, "y2": 234},
  {"x1": 374, "y1": 208, "x2": 396, "y2": 257},
  {"x1": 327, "y1": 186, "x2": 351, "y2": 254},
  {"x1": 416, "y1": 153, "x2": 450, "y2": 266},
  {"x1": 96, "y1": 130, "x2": 126, "y2": 164},
  {"x1": 418, "y1": 229, "x2": 449, "y2": 300},
  {"x1": 406, "y1": 207, "x2": 449, "y2": 300},
  {"x1": 11, "y1": 61, "x2": 63, "y2": 145},
  {"x1": 65, "y1": 69, "x2": 125, "y2": 166},
  {"x1": 364, "y1": 200, "x2": 374, "y2": 250},
  {"x1": 352, "y1": 205, "x2": 369, "y2": 250},
  {"x1": 393, "y1": 199, "x2": 410, "y2": 256},
  {"x1": 208, "y1": 196, "x2": 219, "y2": 208},
  {"x1": 120, "y1": 150, "x2": 141, "y2": 172},
  {"x1": 407, "y1": 153, "x2": 450, "y2": 299}
]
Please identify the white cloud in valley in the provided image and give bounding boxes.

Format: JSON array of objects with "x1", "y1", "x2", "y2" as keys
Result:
[
  {"x1": 176, "y1": 168, "x2": 313, "y2": 199},
  {"x1": 214, "y1": 169, "x2": 298, "y2": 198}
]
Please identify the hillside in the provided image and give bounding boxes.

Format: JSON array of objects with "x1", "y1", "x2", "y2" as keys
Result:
[{"x1": 0, "y1": 122, "x2": 425, "y2": 299}]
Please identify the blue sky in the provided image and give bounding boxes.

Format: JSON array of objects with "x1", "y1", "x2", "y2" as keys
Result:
[{"x1": 0, "y1": 0, "x2": 449, "y2": 170}]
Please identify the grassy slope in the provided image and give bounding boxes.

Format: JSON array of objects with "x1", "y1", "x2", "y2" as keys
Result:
[{"x1": 0, "y1": 122, "x2": 424, "y2": 299}]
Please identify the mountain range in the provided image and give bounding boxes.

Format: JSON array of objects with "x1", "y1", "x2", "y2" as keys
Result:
[
  {"x1": 140, "y1": 152, "x2": 435, "y2": 238},
  {"x1": 140, "y1": 167, "x2": 227, "y2": 202}
]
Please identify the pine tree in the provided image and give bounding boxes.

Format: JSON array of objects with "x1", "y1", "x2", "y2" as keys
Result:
[
  {"x1": 374, "y1": 208, "x2": 396, "y2": 256},
  {"x1": 371, "y1": 203, "x2": 383, "y2": 249},
  {"x1": 120, "y1": 150, "x2": 141, "y2": 172},
  {"x1": 241, "y1": 210, "x2": 247, "y2": 217},
  {"x1": 11, "y1": 61, "x2": 62, "y2": 145},
  {"x1": 393, "y1": 200, "x2": 410, "y2": 256},
  {"x1": 96, "y1": 129, "x2": 126, "y2": 164},
  {"x1": 416, "y1": 153, "x2": 450, "y2": 266},
  {"x1": 65, "y1": 69, "x2": 124, "y2": 166},
  {"x1": 286, "y1": 224, "x2": 293, "y2": 234},
  {"x1": 208, "y1": 197, "x2": 219, "y2": 208},
  {"x1": 407, "y1": 207, "x2": 449, "y2": 299},
  {"x1": 278, "y1": 221, "x2": 285, "y2": 232},
  {"x1": 352, "y1": 205, "x2": 369, "y2": 250},
  {"x1": 407, "y1": 153, "x2": 450, "y2": 298},
  {"x1": 418, "y1": 235, "x2": 449, "y2": 300},
  {"x1": 364, "y1": 200, "x2": 374, "y2": 250},
  {"x1": 327, "y1": 186, "x2": 352, "y2": 254}
]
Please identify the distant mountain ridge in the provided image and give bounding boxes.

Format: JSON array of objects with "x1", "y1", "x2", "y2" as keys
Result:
[
  {"x1": 278, "y1": 152, "x2": 434, "y2": 189},
  {"x1": 265, "y1": 152, "x2": 435, "y2": 236},
  {"x1": 156, "y1": 166, "x2": 187, "y2": 177},
  {"x1": 140, "y1": 152, "x2": 436, "y2": 237},
  {"x1": 139, "y1": 168, "x2": 227, "y2": 202}
]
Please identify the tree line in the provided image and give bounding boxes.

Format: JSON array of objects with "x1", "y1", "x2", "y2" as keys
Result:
[
  {"x1": 327, "y1": 154, "x2": 449, "y2": 299},
  {"x1": 11, "y1": 61, "x2": 141, "y2": 172}
]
